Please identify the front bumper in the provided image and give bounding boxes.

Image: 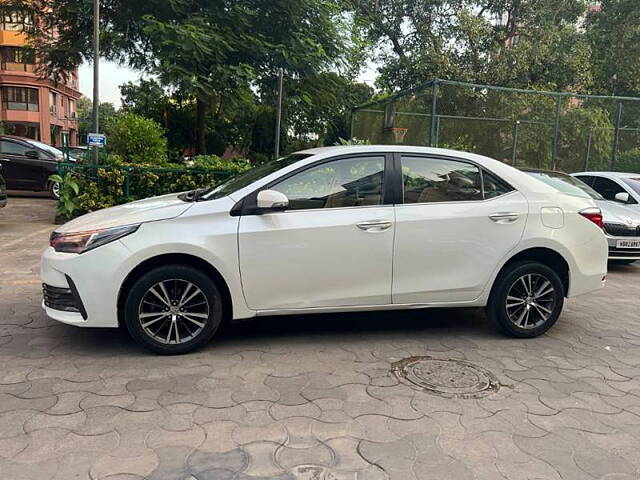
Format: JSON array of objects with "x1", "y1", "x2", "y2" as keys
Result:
[
  {"x1": 40, "y1": 240, "x2": 132, "y2": 328},
  {"x1": 606, "y1": 236, "x2": 640, "y2": 260}
]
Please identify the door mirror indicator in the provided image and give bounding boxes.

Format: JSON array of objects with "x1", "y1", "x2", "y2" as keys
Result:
[
  {"x1": 256, "y1": 189, "x2": 289, "y2": 211},
  {"x1": 25, "y1": 150, "x2": 39, "y2": 159},
  {"x1": 614, "y1": 192, "x2": 630, "y2": 204}
]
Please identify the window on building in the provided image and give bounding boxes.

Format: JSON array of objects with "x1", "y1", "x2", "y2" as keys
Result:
[
  {"x1": 67, "y1": 98, "x2": 75, "y2": 118},
  {"x1": 0, "y1": 46, "x2": 35, "y2": 72},
  {"x1": 49, "y1": 91, "x2": 57, "y2": 114},
  {"x1": 1, "y1": 9, "x2": 34, "y2": 32},
  {"x1": 2, "y1": 86, "x2": 39, "y2": 111}
]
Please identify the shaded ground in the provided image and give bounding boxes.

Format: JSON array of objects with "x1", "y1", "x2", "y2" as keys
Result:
[{"x1": 1, "y1": 196, "x2": 640, "y2": 479}]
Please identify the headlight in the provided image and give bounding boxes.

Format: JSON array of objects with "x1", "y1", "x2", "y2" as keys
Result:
[{"x1": 50, "y1": 224, "x2": 139, "y2": 254}]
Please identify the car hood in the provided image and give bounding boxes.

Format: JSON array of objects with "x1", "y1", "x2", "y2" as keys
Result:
[
  {"x1": 595, "y1": 199, "x2": 640, "y2": 227},
  {"x1": 56, "y1": 192, "x2": 193, "y2": 233}
]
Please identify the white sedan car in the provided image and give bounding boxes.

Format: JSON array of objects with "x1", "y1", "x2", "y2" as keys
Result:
[{"x1": 42, "y1": 146, "x2": 608, "y2": 354}]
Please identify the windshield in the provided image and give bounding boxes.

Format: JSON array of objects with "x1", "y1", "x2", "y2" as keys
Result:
[
  {"x1": 526, "y1": 171, "x2": 604, "y2": 200},
  {"x1": 622, "y1": 177, "x2": 640, "y2": 195},
  {"x1": 26, "y1": 139, "x2": 64, "y2": 158},
  {"x1": 203, "y1": 153, "x2": 313, "y2": 200}
]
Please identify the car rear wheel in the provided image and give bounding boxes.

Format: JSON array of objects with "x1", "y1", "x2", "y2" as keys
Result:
[
  {"x1": 48, "y1": 180, "x2": 61, "y2": 200},
  {"x1": 487, "y1": 261, "x2": 564, "y2": 338},
  {"x1": 123, "y1": 265, "x2": 223, "y2": 354}
]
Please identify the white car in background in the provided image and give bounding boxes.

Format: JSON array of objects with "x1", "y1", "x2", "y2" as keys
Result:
[
  {"x1": 573, "y1": 172, "x2": 640, "y2": 211},
  {"x1": 42, "y1": 146, "x2": 608, "y2": 354}
]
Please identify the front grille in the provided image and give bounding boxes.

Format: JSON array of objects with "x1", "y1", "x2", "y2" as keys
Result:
[
  {"x1": 43, "y1": 284, "x2": 79, "y2": 313},
  {"x1": 609, "y1": 247, "x2": 640, "y2": 258},
  {"x1": 604, "y1": 223, "x2": 640, "y2": 237}
]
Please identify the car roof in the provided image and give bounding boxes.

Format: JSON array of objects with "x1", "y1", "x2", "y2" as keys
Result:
[
  {"x1": 0, "y1": 134, "x2": 35, "y2": 144},
  {"x1": 574, "y1": 171, "x2": 640, "y2": 179}
]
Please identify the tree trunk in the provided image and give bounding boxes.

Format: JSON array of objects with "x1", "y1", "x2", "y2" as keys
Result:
[{"x1": 196, "y1": 96, "x2": 207, "y2": 155}]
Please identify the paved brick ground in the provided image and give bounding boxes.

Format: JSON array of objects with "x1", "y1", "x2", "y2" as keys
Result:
[{"x1": 1, "y1": 196, "x2": 640, "y2": 480}]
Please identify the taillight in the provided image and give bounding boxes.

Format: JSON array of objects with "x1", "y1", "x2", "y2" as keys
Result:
[{"x1": 579, "y1": 207, "x2": 604, "y2": 229}]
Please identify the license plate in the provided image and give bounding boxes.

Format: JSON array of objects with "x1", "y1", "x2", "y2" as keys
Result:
[{"x1": 617, "y1": 239, "x2": 640, "y2": 249}]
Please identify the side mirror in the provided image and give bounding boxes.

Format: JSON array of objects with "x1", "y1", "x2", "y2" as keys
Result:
[
  {"x1": 25, "y1": 150, "x2": 39, "y2": 159},
  {"x1": 256, "y1": 189, "x2": 289, "y2": 211},
  {"x1": 615, "y1": 192, "x2": 630, "y2": 204}
]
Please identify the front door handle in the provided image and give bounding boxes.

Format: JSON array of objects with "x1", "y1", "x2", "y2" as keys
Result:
[
  {"x1": 356, "y1": 220, "x2": 393, "y2": 232},
  {"x1": 489, "y1": 212, "x2": 520, "y2": 223}
]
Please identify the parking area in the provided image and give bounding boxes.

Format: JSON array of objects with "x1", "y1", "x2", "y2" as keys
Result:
[{"x1": 1, "y1": 196, "x2": 640, "y2": 479}]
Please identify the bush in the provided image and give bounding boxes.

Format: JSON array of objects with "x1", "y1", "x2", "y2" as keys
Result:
[
  {"x1": 190, "y1": 155, "x2": 251, "y2": 173},
  {"x1": 58, "y1": 161, "x2": 243, "y2": 218},
  {"x1": 616, "y1": 148, "x2": 640, "y2": 173},
  {"x1": 105, "y1": 112, "x2": 168, "y2": 165}
]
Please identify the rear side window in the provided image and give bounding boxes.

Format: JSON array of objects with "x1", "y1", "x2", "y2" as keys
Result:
[
  {"x1": 574, "y1": 175, "x2": 594, "y2": 186},
  {"x1": 400, "y1": 156, "x2": 513, "y2": 203},
  {"x1": 483, "y1": 171, "x2": 514, "y2": 199}
]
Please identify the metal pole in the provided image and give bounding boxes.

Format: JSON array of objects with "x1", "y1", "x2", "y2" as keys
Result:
[
  {"x1": 611, "y1": 102, "x2": 623, "y2": 171},
  {"x1": 511, "y1": 121, "x2": 520, "y2": 166},
  {"x1": 429, "y1": 80, "x2": 438, "y2": 147},
  {"x1": 274, "y1": 68, "x2": 284, "y2": 159},
  {"x1": 585, "y1": 131, "x2": 592, "y2": 171},
  {"x1": 92, "y1": 0, "x2": 100, "y2": 165},
  {"x1": 551, "y1": 96, "x2": 562, "y2": 171}
]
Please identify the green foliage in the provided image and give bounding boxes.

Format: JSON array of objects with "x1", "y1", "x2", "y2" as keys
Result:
[
  {"x1": 58, "y1": 161, "x2": 242, "y2": 216},
  {"x1": 77, "y1": 97, "x2": 117, "y2": 144},
  {"x1": 333, "y1": 137, "x2": 371, "y2": 146},
  {"x1": 49, "y1": 172, "x2": 80, "y2": 218},
  {"x1": 105, "y1": 112, "x2": 168, "y2": 165},
  {"x1": 616, "y1": 148, "x2": 640, "y2": 173},
  {"x1": 190, "y1": 155, "x2": 251, "y2": 173}
]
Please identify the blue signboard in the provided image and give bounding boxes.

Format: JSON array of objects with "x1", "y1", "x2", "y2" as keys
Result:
[{"x1": 87, "y1": 133, "x2": 106, "y2": 147}]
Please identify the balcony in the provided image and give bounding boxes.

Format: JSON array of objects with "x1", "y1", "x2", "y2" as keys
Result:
[{"x1": 1, "y1": 61, "x2": 34, "y2": 73}]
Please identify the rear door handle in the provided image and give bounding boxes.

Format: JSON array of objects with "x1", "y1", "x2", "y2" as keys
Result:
[
  {"x1": 489, "y1": 212, "x2": 520, "y2": 223},
  {"x1": 356, "y1": 220, "x2": 393, "y2": 232}
]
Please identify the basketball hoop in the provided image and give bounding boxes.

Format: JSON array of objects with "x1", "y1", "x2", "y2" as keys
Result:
[{"x1": 389, "y1": 127, "x2": 408, "y2": 143}]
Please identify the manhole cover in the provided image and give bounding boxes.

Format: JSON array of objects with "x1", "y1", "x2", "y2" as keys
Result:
[{"x1": 392, "y1": 356, "x2": 499, "y2": 398}]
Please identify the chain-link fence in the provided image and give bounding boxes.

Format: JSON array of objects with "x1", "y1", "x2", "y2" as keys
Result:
[{"x1": 352, "y1": 79, "x2": 640, "y2": 173}]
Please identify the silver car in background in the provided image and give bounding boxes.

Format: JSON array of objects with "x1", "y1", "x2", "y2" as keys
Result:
[{"x1": 525, "y1": 170, "x2": 640, "y2": 265}]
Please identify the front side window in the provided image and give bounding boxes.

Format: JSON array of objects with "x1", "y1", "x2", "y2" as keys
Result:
[
  {"x1": 592, "y1": 177, "x2": 635, "y2": 203},
  {"x1": 272, "y1": 156, "x2": 385, "y2": 210},
  {"x1": 2, "y1": 86, "x2": 38, "y2": 111},
  {"x1": 0, "y1": 140, "x2": 31, "y2": 156},
  {"x1": 401, "y1": 156, "x2": 483, "y2": 203}
]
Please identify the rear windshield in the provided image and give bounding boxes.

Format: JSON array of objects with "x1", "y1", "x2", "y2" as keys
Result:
[
  {"x1": 526, "y1": 171, "x2": 604, "y2": 200},
  {"x1": 622, "y1": 178, "x2": 640, "y2": 195}
]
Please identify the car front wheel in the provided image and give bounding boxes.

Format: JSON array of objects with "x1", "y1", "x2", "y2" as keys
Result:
[
  {"x1": 123, "y1": 265, "x2": 223, "y2": 354},
  {"x1": 487, "y1": 261, "x2": 564, "y2": 338}
]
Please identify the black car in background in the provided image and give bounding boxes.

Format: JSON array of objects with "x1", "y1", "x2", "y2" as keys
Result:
[
  {"x1": 0, "y1": 135, "x2": 66, "y2": 199},
  {"x1": 0, "y1": 164, "x2": 7, "y2": 208}
]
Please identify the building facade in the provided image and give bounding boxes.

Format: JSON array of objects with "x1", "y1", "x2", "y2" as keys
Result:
[{"x1": 0, "y1": 9, "x2": 81, "y2": 146}]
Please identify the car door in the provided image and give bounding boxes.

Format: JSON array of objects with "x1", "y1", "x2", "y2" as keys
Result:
[
  {"x1": 392, "y1": 154, "x2": 528, "y2": 304},
  {"x1": 238, "y1": 154, "x2": 394, "y2": 311},
  {"x1": 0, "y1": 139, "x2": 47, "y2": 190}
]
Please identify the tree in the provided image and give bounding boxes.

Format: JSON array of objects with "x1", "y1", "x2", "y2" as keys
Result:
[
  {"x1": 586, "y1": 0, "x2": 640, "y2": 97},
  {"x1": 21, "y1": 0, "x2": 360, "y2": 155},
  {"x1": 105, "y1": 112, "x2": 167, "y2": 164},
  {"x1": 352, "y1": 0, "x2": 592, "y2": 93},
  {"x1": 76, "y1": 97, "x2": 116, "y2": 145}
]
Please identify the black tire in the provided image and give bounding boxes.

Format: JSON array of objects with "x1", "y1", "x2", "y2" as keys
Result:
[
  {"x1": 609, "y1": 259, "x2": 636, "y2": 266},
  {"x1": 48, "y1": 180, "x2": 61, "y2": 200},
  {"x1": 486, "y1": 261, "x2": 564, "y2": 338},
  {"x1": 123, "y1": 264, "x2": 223, "y2": 354}
]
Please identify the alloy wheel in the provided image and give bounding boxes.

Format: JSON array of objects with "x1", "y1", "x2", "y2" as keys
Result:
[
  {"x1": 505, "y1": 273, "x2": 557, "y2": 330},
  {"x1": 51, "y1": 182, "x2": 61, "y2": 199},
  {"x1": 138, "y1": 279, "x2": 210, "y2": 344}
]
